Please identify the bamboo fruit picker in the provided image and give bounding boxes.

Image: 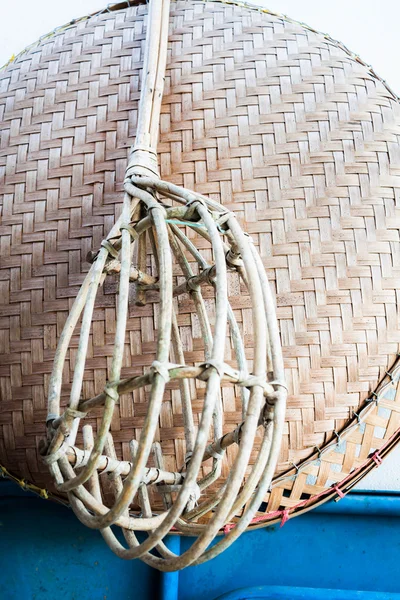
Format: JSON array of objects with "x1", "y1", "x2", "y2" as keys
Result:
[{"x1": 41, "y1": 0, "x2": 287, "y2": 570}]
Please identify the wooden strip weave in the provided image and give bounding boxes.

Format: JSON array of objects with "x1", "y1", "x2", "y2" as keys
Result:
[{"x1": 1, "y1": 0, "x2": 400, "y2": 558}]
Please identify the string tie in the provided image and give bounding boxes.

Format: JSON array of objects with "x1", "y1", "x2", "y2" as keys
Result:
[
  {"x1": 280, "y1": 509, "x2": 290, "y2": 528},
  {"x1": 223, "y1": 523, "x2": 236, "y2": 535},
  {"x1": 120, "y1": 223, "x2": 139, "y2": 241},
  {"x1": 371, "y1": 451, "x2": 383, "y2": 467},
  {"x1": 334, "y1": 485, "x2": 345, "y2": 499},
  {"x1": 199, "y1": 359, "x2": 225, "y2": 379},
  {"x1": 151, "y1": 361, "x2": 170, "y2": 383},
  {"x1": 104, "y1": 382, "x2": 119, "y2": 403}
]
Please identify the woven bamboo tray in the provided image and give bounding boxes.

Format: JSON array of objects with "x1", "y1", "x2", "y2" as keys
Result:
[{"x1": 1, "y1": 0, "x2": 400, "y2": 533}]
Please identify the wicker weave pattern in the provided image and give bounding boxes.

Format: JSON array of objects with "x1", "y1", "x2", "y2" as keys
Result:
[{"x1": 1, "y1": 0, "x2": 400, "y2": 518}]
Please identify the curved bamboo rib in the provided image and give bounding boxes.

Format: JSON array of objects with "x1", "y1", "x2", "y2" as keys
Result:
[{"x1": 42, "y1": 0, "x2": 287, "y2": 571}]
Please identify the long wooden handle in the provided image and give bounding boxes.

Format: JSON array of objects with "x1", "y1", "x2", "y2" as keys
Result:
[{"x1": 126, "y1": 0, "x2": 170, "y2": 178}]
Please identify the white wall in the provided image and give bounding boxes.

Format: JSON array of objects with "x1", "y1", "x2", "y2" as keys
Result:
[
  {"x1": 0, "y1": 0, "x2": 399, "y2": 490},
  {"x1": 1, "y1": 0, "x2": 400, "y2": 97},
  {"x1": 355, "y1": 445, "x2": 400, "y2": 491}
]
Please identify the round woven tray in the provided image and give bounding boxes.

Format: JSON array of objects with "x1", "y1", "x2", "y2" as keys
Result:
[{"x1": 1, "y1": 0, "x2": 400, "y2": 529}]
